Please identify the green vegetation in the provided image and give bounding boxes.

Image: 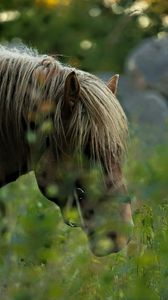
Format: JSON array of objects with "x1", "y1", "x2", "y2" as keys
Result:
[
  {"x1": 0, "y1": 1, "x2": 168, "y2": 299},
  {"x1": 0, "y1": 140, "x2": 168, "y2": 299},
  {"x1": 0, "y1": 0, "x2": 167, "y2": 72}
]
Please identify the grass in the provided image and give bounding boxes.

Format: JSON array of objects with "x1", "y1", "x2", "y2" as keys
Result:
[{"x1": 0, "y1": 139, "x2": 168, "y2": 300}]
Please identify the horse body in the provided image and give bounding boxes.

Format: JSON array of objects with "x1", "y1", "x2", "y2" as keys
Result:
[{"x1": 0, "y1": 45, "x2": 133, "y2": 256}]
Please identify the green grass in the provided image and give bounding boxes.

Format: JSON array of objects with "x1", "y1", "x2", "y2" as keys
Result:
[{"x1": 0, "y1": 140, "x2": 168, "y2": 300}]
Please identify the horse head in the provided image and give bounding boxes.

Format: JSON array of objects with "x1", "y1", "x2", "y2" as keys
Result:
[{"x1": 32, "y1": 64, "x2": 133, "y2": 256}]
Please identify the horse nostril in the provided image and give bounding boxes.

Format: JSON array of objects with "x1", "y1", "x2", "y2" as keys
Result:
[{"x1": 108, "y1": 231, "x2": 117, "y2": 241}]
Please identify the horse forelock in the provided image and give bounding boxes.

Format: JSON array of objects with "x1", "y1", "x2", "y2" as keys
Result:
[
  {"x1": 0, "y1": 45, "x2": 128, "y2": 179},
  {"x1": 52, "y1": 69, "x2": 128, "y2": 179}
]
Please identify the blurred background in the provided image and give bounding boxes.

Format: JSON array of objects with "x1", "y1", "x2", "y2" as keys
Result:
[
  {"x1": 0, "y1": 1, "x2": 168, "y2": 299},
  {"x1": 0, "y1": 0, "x2": 167, "y2": 72}
]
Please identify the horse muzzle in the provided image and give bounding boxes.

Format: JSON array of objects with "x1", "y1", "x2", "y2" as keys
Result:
[{"x1": 87, "y1": 222, "x2": 134, "y2": 257}]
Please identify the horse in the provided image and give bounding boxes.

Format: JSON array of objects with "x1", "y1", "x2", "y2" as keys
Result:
[{"x1": 0, "y1": 44, "x2": 133, "y2": 256}]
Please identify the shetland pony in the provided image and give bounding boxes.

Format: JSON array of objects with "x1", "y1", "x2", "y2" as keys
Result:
[{"x1": 0, "y1": 45, "x2": 133, "y2": 256}]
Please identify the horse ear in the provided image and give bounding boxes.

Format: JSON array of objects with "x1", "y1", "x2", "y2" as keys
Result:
[
  {"x1": 107, "y1": 74, "x2": 119, "y2": 95},
  {"x1": 64, "y1": 71, "x2": 80, "y2": 109}
]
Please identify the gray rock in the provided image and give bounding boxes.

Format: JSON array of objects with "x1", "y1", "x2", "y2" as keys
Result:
[
  {"x1": 97, "y1": 72, "x2": 168, "y2": 144},
  {"x1": 118, "y1": 76, "x2": 168, "y2": 145},
  {"x1": 126, "y1": 37, "x2": 168, "y2": 97}
]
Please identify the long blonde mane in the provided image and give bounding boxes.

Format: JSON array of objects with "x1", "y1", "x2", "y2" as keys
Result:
[{"x1": 0, "y1": 44, "x2": 128, "y2": 178}]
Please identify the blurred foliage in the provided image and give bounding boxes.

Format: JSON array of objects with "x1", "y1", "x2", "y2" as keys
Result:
[
  {"x1": 0, "y1": 0, "x2": 167, "y2": 72},
  {"x1": 148, "y1": 0, "x2": 168, "y2": 14},
  {"x1": 0, "y1": 140, "x2": 168, "y2": 299},
  {"x1": 0, "y1": 0, "x2": 168, "y2": 299}
]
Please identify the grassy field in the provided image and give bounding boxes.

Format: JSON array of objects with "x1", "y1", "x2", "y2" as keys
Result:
[{"x1": 0, "y1": 138, "x2": 168, "y2": 300}]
